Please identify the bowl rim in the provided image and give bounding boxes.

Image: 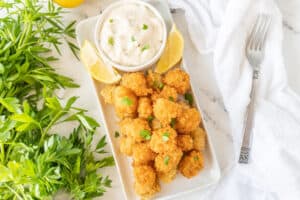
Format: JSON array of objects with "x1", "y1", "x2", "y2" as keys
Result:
[{"x1": 94, "y1": 0, "x2": 167, "y2": 72}]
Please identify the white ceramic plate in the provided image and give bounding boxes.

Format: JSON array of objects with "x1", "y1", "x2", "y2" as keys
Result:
[{"x1": 76, "y1": 4, "x2": 220, "y2": 200}]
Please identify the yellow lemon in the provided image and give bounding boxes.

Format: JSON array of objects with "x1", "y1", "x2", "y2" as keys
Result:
[
  {"x1": 53, "y1": 0, "x2": 84, "y2": 8},
  {"x1": 155, "y1": 24, "x2": 184, "y2": 74},
  {"x1": 80, "y1": 40, "x2": 121, "y2": 84}
]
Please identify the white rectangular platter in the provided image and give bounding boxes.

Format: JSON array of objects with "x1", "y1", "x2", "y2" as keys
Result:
[{"x1": 76, "y1": 3, "x2": 220, "y2": 200}]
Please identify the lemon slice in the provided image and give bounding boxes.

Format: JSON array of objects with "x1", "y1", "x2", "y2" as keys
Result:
[
  {"x1": 80, "y1": 40, "x2": 121, "y2": 84},
  {"x1": 155, "y1": 24, "x2": 184, "y2": 74},
  {"x1": 53, "y1": 0, "x2": 84, "y2": 8}
]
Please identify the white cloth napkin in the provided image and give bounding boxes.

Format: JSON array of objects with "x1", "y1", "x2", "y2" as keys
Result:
[{"x1": 169, "y1": 0, "x2": 300, "y2": 199}]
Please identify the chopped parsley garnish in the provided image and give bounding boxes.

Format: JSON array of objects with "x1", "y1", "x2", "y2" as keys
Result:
[
  {"x1": 109, "y1": 18, "x2": 114, "y2": 23},
  {"x1": 114, "y1": 131, "x2": 120, "y2": 138},
  {"x1": 142, "y1": 24, "x2": 148, "y2": 30},
  {"x1": 147, "y1": 115, "x2": 154, "y2": 123},
  {"x1": 194, "y1": 156, "x2": 199, "y2": 161},
  {"x1": 131, "y1": 36, "x2": 136, "y2": 42},
  {"x1": 108, "y1": 36, "x2": 114, "y2": 46},
  {"x1": 121, "y1": 97, "x2": 133, "y2": 106},
  {"x1": 164, "y1": 156, "x2": 170, "y2": 165},
  {"x1": 162, "y1": 132, "x2": 170, "y2": 142},
  {"x1": 140, "y1": 130, "x2": 151, "y2": 140},
  {"x1": 168, "y1": 96, "x2": 174, "y2": 101},
  {"x1": 141, "y1": 44, "x2": 150, "y2": 51},
  {"x1": 184, "y1": 93, "x2": 194, "y2": 106},
  {"x1": 170, "y1": 118, "x2": 176, "y2": 128},
  {"x1": 153, "y1": 81, "x2": 164, "y2": 90}
]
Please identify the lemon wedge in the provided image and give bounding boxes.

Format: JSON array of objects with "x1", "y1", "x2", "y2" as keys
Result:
[
  {"x1": 53, "y1": 0, "x2": 84, "y2": 8},
  {"x1": 80, "y1": 40, "x2": 121, "y2": 84},
  {"x1": 155, "y1": 24, "x2": 184, "y2": 74}
]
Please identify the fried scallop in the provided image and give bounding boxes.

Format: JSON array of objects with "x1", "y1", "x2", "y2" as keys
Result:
[
  {"x1": 150, "y1": 118, "x2": 162, "y2": 130},
  {"x1": 150, "y1": 126, "x2": 177, "y2": 153},
  {"x1": 153, "y1": 98, "x2": 182, "y2": 126},
  {"x1": 157, "y1": 168, "x2": 177, "y2": 183},
  {"x1": 132, "y1": 143, "x2": 156, "y2": 165},
  {"x1": 137, "y1": 97, "x2": 152, "y2": 118},
  {"x1": 158, "y1": 85, "x2": 178, "y2": 101},
  {"x1": 113, "y1": 86, "x2": 138, "y2": 118},
  {"x1": 179, "y1": 150, "x2": 204, "y2": 178},
  {"x1": 154, "y1": 147, "x2": 183, "y2": 173},
  {"x1": 163, "y1": 68, "x2": 190, "y2": 94},
  {"x1": 121, "y1": 72, "x2": 152, "y2": 96},
  {"x1": 133, "y1": 165, "x2": 160, "y2": 197},
  {"x1": 177, "y1": 135, "x2": 194, "y2": 152},
  {"x1": 191, "y1": 127, "x2": 206, "y2": 151},
  {"x1": 100, "y1": 85, "x2": 115, "y2": 104},
  {"x1": 119, "y1": 136, "x2": 135, "y2": 156},
  {"x1": 119, "y1": 118, "x2": 151, "y2": 142},
  {"x1": 146, "y1": 70, "x2": 163, "y2": 91},
  {"x1": 175, "y1": 107, "x2": 201, "y2": 134}
]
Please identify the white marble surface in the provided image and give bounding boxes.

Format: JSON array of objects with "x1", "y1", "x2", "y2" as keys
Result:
[{"x1": 54, "y1": 0, "x2": 300, "y2": 199}]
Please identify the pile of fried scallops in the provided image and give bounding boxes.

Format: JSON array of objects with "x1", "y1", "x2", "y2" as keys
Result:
[{"x1": 101, "y1": 68, "x2": 206, "y2": 198}]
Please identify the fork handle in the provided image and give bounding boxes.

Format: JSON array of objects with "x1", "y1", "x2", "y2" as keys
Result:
[{"x1": 239, "y1": 69, "x2": 259, "y2": 164}]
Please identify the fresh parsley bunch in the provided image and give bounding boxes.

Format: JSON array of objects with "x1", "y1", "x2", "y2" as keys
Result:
[{"x1": 0, "y1": 0, "x2": 114, "y2": 199}]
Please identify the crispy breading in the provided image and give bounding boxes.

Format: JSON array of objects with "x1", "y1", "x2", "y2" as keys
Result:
[
  {"x1": 177, "y1": 134, "x2": 194, "y2": 152},
  {"x1": 163, "y1": 68, "x2": 190, "y2": 94},
  {"x1": 119, "y1": 118, "x2": 151, "y2": 142},
  {"x1": 153, "y1": 98, "x2": 182, "y2": 126},
  {"x1": 121, "y1": 72, "x2": 152, "y2": 96},
  {"x1": 133, "y1": 165, "x2": 160, "y2": 197},
  {"x1": 154, "y1": 147, "x2": 183, "y2": 173},
  {"x1": 191, "y1": 127, "x2": 206, "y2": 151},
  {"x1": 137, "y1": 97, "x2": 152, "y2": 118},
  {"x1": 113, "y1": 86, "x2": 138, "y2": 118},
  {"x1": 175, "y1": 107, "x2": 201, "y2": 134},
  {"x1": 119, "y1": 136, "x2": 135, "y2": 156},
  {"x1": 179, "y1": 150, "x2": 204, "y2": 178},
  {"x1": 132, "y1": 143, "x2": 156, "y2": 165},
  {"x1": 146, "y1": 70, "x2": 163, "y2": 91},
  {"x1": 157, "y1": 168, "x2": 177, "y2": 183},
  {"x1": 150, "y1": 126, "x2": 177, "y2": 153},
  {"x1": 100, "y1": 85, "x2": 116, "y2": 104}
]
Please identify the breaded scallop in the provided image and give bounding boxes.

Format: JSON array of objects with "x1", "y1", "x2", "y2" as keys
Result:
[
  {"x1": 119, "y1": 136, "x2": 135, "y2": 156},
  {"x1": 179, "y1": 150, "x2": 204, "y2": 178},
  {"x1": 154, "y1": 147, "x2": 183, "y2": 173},
  {"x1": 177, "y1": 135, "x2": 194, "y2": 152},
  {"x1": 119, "y1": 118, "x2": 151, "y2": 142},
  {"x1": 137, "y1": 97, "x2": 152, "y2": 118},
  {"x1": 113, "y1": 86, "x2": 138, "y2": 118},
  {"x1": 153, "y1": 98, "x2": 182, "y2": 126},
  {"x1": 158, "y1": 85, "x2": 178, "y2": 101},
  {"x1": 150, "y1": 118, "x2": 162, "y2": 130},
  {"x1": 191, "y1": 127, "x2": 206, "y2": 151},
  {"x1": 100, "y1": 85, "x2": 115, "y2": 104},
  {"x1": 150, "y1": 126, "x2": 177, "y2": 153},
  {"x1": 132, "y1": 143, "x2": 156, "y2": 165},
  {"x1": 121, "y1": 72, "x2": 152, "y2": 96},
  {"x1": 146, "y1": 70, "x2": 164, "y2": 91},
  {"x1": 157, "y1": 168, "x2": 177, "y2": 183},
  {"x1": 175, "y1": 107, "x2": 201, "y2": 134},
  {"x1": 163, "y1": 68, "x2": 190, "y2": 94},
  {"x1": 133, "y1": 165, "x2": 160, "y2": 197}
]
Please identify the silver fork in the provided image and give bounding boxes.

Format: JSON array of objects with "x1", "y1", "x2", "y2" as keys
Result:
[{"x1": 239, "y1": 15, "x2": 272, "y2": 164}]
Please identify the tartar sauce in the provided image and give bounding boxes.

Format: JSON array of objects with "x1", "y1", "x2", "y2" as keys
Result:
[{"x1": 99, "y1": 3, "x2": 164, "y2": 66}]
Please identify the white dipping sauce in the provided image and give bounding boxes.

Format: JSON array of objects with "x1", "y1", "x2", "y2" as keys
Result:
[{"x1": 99, "y1": 3, "x2": 164, "y2": 66}]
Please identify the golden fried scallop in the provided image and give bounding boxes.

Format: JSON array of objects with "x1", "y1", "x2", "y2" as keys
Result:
[
  {"x1": 119, "y1": 118, "x2": 151, "y2": 142},
  {"x1": 137, "y1": 97, "x2": 152, "y2": 118},
  {"x1": 150, "y1": 118, "x2": 162, "y2": 130},
  {"x1": 113, "y1": 86, "x2": 138, "y2": 118},
  {"x1": 179, "y1": 150, "x2": 204, "y2": 178},
  {"x1": 121, "y1": 72, "x2": 152, "y2": 96},
  {"x1": 158, "y1": 85, "x2": 178, "y2": 101},
  {"x1": 154, "y1": 147, "x2": 183, "y2": 173},
  {"x1": 163, "y1": 68, "x2": 190, "y2": 94},
  {"x1": 177, "y1": 135, "x2": 193, "y2": 152},
  {"x1": 191, "y1": 127, "x2": 206, "y2": 151},
  {"x1": 175, "y1": 107, "x2": 201, "y2": 134},
  {"x1": 150, "y1": 126, "x2": 177, "y2": 153},
  {"x1": 100, "y1": 85, "x2": 115, "y2": 104},
  {"x1": 133, "y1": 165, "x2": 160, "y2": 197},
  {"x1": 119, "y1": 136, "x2": 135, "y2": 156},
  {"x1": 146, "y1": 70, "x2": 164, "y2": 91},
  {"x1": 153, "y1": 98, "x2": 182, "y2": 126},
  {"x1": 151, "y1": 91, "x2": 160, "y2": 102},
  {"x1": 158, "y1": 168, "x2": 177, "y2": 183},
  {"x1": 132, "y1": 143, "x2": 156, "y2": 165}
]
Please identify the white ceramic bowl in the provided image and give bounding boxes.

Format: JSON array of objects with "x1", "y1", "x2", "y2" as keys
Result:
[{"x1": 94, "y1": 0, "x2": 167, "y2": 72}]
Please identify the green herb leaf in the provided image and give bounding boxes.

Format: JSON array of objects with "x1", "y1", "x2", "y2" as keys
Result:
[
  {"x1": 142, "y1": 24, "x2": 148, "y2": 30},
  {"x1": 168, "y1": 96, "x2": 174, "y2": 101},
  {"x1": 131, "y1": 36, "x2": 136, "y2": 42},
  {"x1": 164, "y1": 156, "x2": 170, "y2": 165},
  {"x1": 170, "y1": 118, "x2": 176, "y2": 128},
  {"x1": 140, "y1": 129, "x2": 151, "y2": 140},
  {"x1": 109, "y1": 18, "x2": 114, "y2": 23},
  {"x1": 184, "y1": 93, "x2": 194, "y2": 105},
  {"x1": 194, "y1": 156, "x2": 199, "y2": 161},
  {"x1": 153, "y1": 81, "x2": 164, "y2": 90},
  {"x1": 114, "y1": 131, "x2": 120, "y2": 138},
  {"x1": 108, "y1": 36, "x2": 114, "y2": 46},
  {"x1": 121, "y1": 97, "x2": 133, "y2": 106},
  {"x1": 162, "y1": 132, "x2": 170, "y2": 142},
  {"x1": 147, "y1": 115, "x2": 154, "y2": 123},
  {"x1": 141, "y1": 44, "x2": 150, "y2": 51}
]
